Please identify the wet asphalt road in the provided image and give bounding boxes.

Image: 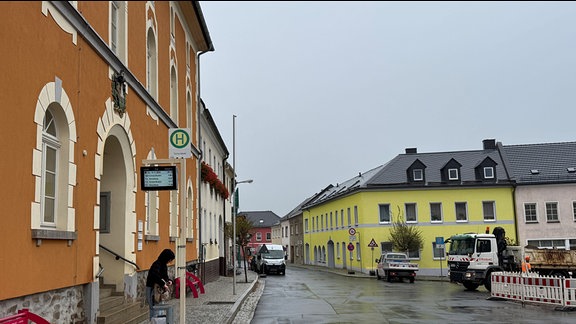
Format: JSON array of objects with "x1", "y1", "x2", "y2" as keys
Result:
[{"x1": 250, "y1": 266, "x2": 575, "y2": 324}]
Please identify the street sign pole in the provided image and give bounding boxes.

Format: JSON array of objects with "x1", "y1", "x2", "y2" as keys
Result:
[{"x1": 142, "y1": 158, "x2": 187, "y2": 324}]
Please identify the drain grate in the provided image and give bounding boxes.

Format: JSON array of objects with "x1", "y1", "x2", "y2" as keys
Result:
[{"x1": 205, "y1": 301, "x2": 235, "y2": 305}]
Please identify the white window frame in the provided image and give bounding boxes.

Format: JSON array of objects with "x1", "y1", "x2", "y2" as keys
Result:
[
  {"x1": 546, "y1": 202, "x2": 559, "y2": 223},
  {"x1": 484, "y1": 167, "x2": 494, "y2": 179},
  {"x1": 41, "y1": 123, "x2": 59, "y2": 227},
  {"x1": 32, "y1": 86, "x2": 77, "y2": 238},
  {"x1": 413, "y1": 169, "x2": 423, "y2": 181},
  {"x1": 111, "y1": 1, "x2": 119, "y2": 53},
  {"x1": 347, "y1": 207, "x2": 351, "y2": 226},
  {"x1": 266, "y1": 232, "x2": 271, "y2": 241},
  {"x1": 405, "y1": 203, "x2": 417, "y2": 223},
  {"x1": 455, "y1": 202, "x2": 468, "y2": 222},
  {"x1": 448, "y1": 168, "x2": 459, "y2": 180},
  {"x1": 524, "y1": 203, "x2": 538, "y2": 223},
  {"x1": 482, "y1": 201, "x2": 496, "y2": 221},
  {"x1": 430, "y1": 202, "x2": 443, "y2": 223},
  {"x1": 335, "y1": 210, "x2": 338, "y2": 228},
  {"x1": 379, "y1": 204, "x2": 391, "y2": 223},
  {"x1": 256, "y1": 232, "x2": 262, "y2": 241}
]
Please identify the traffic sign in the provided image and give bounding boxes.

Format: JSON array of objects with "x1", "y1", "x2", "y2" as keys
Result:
[
  {"x1": 368, "y1": 238, "x2": 378, "y2": 248},
  {"x1": 347, "y1": 243, "x2": 354, "y2": 251},
  {"x1": 169, "y1": 128, "x2": 191, "y2": 158},
  {"x1": 349, "y1": 235, "x2": 356, "y2": 241},
  {"x1": 348, "y1": 228, "x2": 356, "y2": 236}
]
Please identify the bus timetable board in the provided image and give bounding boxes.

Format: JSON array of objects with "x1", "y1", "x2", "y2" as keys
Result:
[{"x1": 140, "y1": 166, "x2": 177, "y2": 191}]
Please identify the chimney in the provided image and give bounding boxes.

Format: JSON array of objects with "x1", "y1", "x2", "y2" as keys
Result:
[
  {"x1": 405, "y1": 148, "x2": 417, "y2": 154},
  {"x1": 483, "y1": 139, "x2": 496, "y2": 150}
]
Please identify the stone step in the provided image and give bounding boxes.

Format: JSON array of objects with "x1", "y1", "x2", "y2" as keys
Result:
[{"x1": 97, "y1": 300, "x2": 146, "y2": 324}]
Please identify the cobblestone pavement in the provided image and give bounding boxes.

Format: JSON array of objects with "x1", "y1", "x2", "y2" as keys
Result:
[{"x1": 154, "y1": 267, "x2": 260, "y2": 324}]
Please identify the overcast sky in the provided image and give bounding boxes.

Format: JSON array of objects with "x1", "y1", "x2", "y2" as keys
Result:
[{"x1": 198, "y1": 1, "x2": 576, "y2": 217}]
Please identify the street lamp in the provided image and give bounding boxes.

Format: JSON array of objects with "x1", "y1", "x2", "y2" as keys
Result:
[{"x1": 232, "y1": 178, "x2": 253, "y2": 295}]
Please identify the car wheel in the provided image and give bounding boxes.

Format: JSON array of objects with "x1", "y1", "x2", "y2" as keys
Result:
[{"x1": 410, "y1": 278, "x2": 415, "y2": 283}]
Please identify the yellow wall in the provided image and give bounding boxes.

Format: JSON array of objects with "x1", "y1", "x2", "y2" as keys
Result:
[{"x1": 304, "y1": 186, "x2": 516, "y2": 274}]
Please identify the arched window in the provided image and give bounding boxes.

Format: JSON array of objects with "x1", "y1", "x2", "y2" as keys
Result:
[
  {"x1": 146, "y1": 27, "x2": 158, "y2": 99},
  {"x1": 170, "y1": 66, "x2": 178, "y2": 124},
  {"x1": 41, "y1": 110, "x2": 60, "y2": 225},
  {"x1": 32, "y1": 82, "x2": 77, "y2": 244}
]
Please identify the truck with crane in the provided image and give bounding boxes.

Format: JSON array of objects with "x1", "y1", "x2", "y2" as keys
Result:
[{"x1": 446, "y1": 227, "x2": 576, "y2": 291}]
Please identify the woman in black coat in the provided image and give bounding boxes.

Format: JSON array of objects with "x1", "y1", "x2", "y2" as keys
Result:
[{"x1": 146, "y1": 248, "x2": 175, "y2": 319}]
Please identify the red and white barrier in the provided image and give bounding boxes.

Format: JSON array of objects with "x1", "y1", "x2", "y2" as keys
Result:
[
  {"x1": 564, "y1": 279, "x2": 576, "y2": 307},
  {"x1": 491, "y1": 272, "x2": 523, "y2": 301},
  {"x1": 523, "y1": 275, "x2": 563, "y2": 305},
  {"x1": 491, "y1": 272, "x2": 570, "y2": 307}
]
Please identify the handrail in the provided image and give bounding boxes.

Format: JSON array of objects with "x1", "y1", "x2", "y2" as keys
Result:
[{"x1": 99, "y1": 244, "x2": 140, "y2": 270}]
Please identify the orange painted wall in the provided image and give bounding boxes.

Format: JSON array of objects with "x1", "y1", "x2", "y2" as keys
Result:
[{"x1": 0, "y1": 1, "x2": 202, "y2": 300}]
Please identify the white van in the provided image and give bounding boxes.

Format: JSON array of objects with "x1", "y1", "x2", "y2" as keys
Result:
[{"x1": 253, "y1": 244, "x2": 286, "y2": 275}]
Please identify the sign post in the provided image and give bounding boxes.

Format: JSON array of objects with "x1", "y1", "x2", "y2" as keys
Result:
[
  {"x1": 140, "y1": 129, "x2": 192, "y2": 324},
  {"x1": 436, "y1": 237, "x2": 445, "y2": 278},
  {"x1": 368, "y1": 238, "x2": 378, "y2": 274}
]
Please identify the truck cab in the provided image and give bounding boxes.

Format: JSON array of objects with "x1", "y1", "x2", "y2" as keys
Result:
[{"x1": 446, "y1": 233, "x2": 502, "y2": 291}]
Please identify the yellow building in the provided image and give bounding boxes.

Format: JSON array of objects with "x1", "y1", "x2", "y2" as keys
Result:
[
  {"x1": 303, "y1": 140, "x2": 516, "y2": 277},
  {"x1": 0, "y1": 2, "x2": 213, "y2": 322}
]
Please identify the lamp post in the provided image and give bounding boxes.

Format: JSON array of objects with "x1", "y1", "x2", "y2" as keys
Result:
[
  {"x1": 232, "y1": 114, "x2": 254, "y2": 295},
  {"x1": 232, "y1": 178, "x2": 252, "y2": 295}
]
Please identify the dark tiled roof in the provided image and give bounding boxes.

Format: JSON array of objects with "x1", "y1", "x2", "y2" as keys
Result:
[
  {"x1": 238, "y1": 211, "x2": 281, "y2": 228},
  {"x1": 304, "y1": 165, "x2": 386, "y2": 208},
  {"x1": 500, "y1": 141, "x2": 576, "y2": 184},
  {"x1": 367, "y1": 148, "x2": 508, "y2": 186}
]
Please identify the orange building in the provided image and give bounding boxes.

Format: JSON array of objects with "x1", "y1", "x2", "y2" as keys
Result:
[{"x1": 0, "y1": 1, "x2": 213, "y2": 322}]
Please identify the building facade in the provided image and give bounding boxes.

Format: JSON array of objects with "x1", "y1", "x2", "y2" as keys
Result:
[
  {"x1": 501, "y1": 141, "x2": 576, "y2": 249},
  {"x1": 303, "y1": 140, "x2": 516, "y2": 276},
  {"x1": 240, "y1": 211, "x2": 281, "y2": 254},
  {"x1": 199, "y1": 101, "x2": 231, "y2": 282},
  {"x1": 0, "y1": 2, "x2": 213, "y2": 322}
]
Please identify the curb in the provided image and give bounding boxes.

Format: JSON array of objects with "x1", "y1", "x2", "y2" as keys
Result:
[{"x1": 224, "y1": 275, "x2": 259, "y2": 324}]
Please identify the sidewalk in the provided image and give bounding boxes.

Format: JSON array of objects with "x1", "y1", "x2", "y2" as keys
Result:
[{"x1": 152, "y1": 267, "x2": 260, "y2": 324}]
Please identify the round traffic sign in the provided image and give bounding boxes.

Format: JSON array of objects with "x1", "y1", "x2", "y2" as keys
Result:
[
  {"x1": 347, "y1": 243, "x2": 354, "y2": 251},
  {"x1": 348, "y1": 228, "x2": 356, "y2": 236}
]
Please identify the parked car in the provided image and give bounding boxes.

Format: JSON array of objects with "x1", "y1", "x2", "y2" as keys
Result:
[{"x1": 375, "y1": 252, "x2": 419, "y2": 283}]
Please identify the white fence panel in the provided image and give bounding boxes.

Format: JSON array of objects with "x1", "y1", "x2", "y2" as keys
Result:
[
  {"x1": 491, "y1": 271, "x2": 568, "y2": 307},
  {"x1": 564, "y1": 278, "x2": 576, "y2": 307}
]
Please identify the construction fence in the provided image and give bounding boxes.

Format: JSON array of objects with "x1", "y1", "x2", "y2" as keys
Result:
[{"x1": 490, "y1": 271, "x2": 576, "y2": 309}]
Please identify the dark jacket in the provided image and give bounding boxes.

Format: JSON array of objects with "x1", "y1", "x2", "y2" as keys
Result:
[{"x1": 146, "y1": 249, "x2": 175, "y2": 288}]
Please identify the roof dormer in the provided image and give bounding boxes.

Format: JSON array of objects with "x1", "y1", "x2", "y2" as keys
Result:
[
  {"x1": 441, "y1": 158, "x2": 462, "y2": 182},
  {"x1": 407, "y1": 159, "x2": 427, "y2": 183},
  {"x1": 475, "y1": 157, "x2": 497, "y2": 181}
]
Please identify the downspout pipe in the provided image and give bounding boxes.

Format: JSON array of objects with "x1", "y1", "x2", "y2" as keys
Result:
[
  {"x1": 194, "y1": 0, "x2": 215, "y2": 282},
  {"x1": 197, "y1": 49, "x2": 212, "y2": 283}
]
